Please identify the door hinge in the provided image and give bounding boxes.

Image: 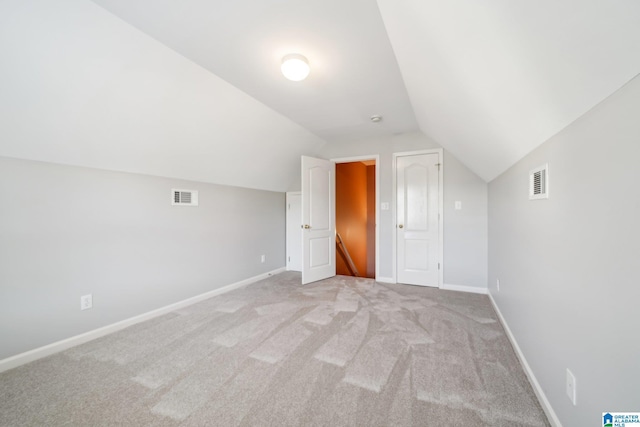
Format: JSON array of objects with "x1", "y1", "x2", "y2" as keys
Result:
[
  {"x1": 436, "y1": 163, "x2": 441, "y2": 171},
  {"x1": 288, "y1": 256, "x2": 290, "y2": 262},
  {"x1": 438, "y1": 263, "x2": 441, "y2": 270}
]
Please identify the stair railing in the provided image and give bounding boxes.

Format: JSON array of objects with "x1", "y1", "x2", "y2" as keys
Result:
[{"x1": 336, "y1": 232, "x2": 359, "y2": 277}]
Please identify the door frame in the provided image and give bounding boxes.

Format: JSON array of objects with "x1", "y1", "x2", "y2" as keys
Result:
[
  {"x1": 331, "y1": 155, "x2": 380, "y2": 281},
  {"x1": 392, "y1": 149, "x2": 443, "y2": 287}
]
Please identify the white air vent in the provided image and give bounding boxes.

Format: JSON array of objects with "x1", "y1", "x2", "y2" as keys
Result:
[
  {"x1": 172, "y1": 189, "x2": 199, "y2": 206},
  {"x1": 529, "y1": 164, "x2": 549, "y2": 200}
]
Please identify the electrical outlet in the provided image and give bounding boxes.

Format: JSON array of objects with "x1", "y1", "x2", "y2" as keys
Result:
[
  {"x1": 80, "y1": 294, "x2": 93, "y2": 310},
  {"x1": 566, "y1": 368, "x2": 577, "y2": 405},
  {"x1": 261, "y1": 254, "x2": 266, "y2": 263},
  {"x1": 496, "y1": 279, "x2": 500, "y2": 292}
]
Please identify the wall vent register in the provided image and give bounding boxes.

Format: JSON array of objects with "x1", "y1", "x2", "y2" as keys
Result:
[
  {"x1": 172, "y1": 189, "x2": 199, "y2": 206},
  {"x1": 529, "y1": 164, "x2": 549, "y2": 200}
]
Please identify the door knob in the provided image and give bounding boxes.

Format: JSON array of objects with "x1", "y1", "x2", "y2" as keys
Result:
[
  {"x1": 303, "y1": 224, "x2": 311, "y2": 229},
  {"x1": 398, "y1": 224, "x2": 404, "y2": 228}
]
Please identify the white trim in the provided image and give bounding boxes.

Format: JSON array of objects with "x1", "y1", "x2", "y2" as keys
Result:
[
  {"x1": 0, "y1": 267, "x2": 286, "y2": 374},
  {"x1": 330, "y1": 155, "x2": 380, "y2": 281},
  {"x1": 392, "y1": 148, "x2": 444, "y2": 287},
  {"x1": 442, "y1": 283, "x2": 488, "y2": 294},
  {"x1": 488, "y1": 292, "x2": 562, "y2": 427},
  {"x1": 331, "y1": 154, "x2": 380, "y2": 163},
  {"x1": 392, "y1": 154, "x2": 397, "y2": 282},
  {"x1": 437, "y1": 149, "x2": 444, "y2": 289},
  {"x1": 285, "y1": 191, "x2": 302, "y2": 272},
  {"x1": 375, "y1": 276, "x2": 395, "y2": 284}
]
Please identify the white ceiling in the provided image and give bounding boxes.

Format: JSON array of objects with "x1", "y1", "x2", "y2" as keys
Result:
[
  {"x1": 89, "y1": 0, "x2": 640, "y2": 181},
  {"x1": 0, "y1": 0, "x2": 325, "y2": 192},
  {"x1": 1, "y1": 0, "x2": 639, "y2": 187},
  {"x1": 90, "y1": 0, "x2": 419, "y2": 142},
  {"x1": 378, "y1": 0, "x2": 640, "y2": 180}
]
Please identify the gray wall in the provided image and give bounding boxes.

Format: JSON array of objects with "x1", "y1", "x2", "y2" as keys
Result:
[
  {"x1": 316, "y1": 132, "x2": 488, "y2": 289},
  {"x1": 443, "y1": 153, "x2": 488, "y2": 289},
  {"x1": 488, "y1": 75, "x2": 640, "y2": 426},
  {"x1": 0, "y1": 157, "x2": 285, "y2": 360}
]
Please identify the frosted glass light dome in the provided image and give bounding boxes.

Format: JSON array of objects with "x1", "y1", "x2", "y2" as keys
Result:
[{"x1": 281, "y1": 54, "x2": 310, "y2": 81}]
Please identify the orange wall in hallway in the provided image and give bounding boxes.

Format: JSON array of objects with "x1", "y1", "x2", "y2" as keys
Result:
[
  {"x1": 366, "y1": 165, "x2": 376, "y2": 278},
  {"x1": 336, "y1": 162, "x2": 375, "y2": 278}
]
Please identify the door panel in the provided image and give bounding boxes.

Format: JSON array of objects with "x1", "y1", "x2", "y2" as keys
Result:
[
  {"x1": 397, "y1": 153, "x2": 439, "y2": 287},
  {"x1": 302, "y1": 156, "x2": 335, "y2": 284},
  {"x1": 310, "y1": 166, "x2": 330, "y2": 230},
  {"x1": 309, "y1": 237, "x2": 330, "y2": 268},
  {"x1": 405, "y1": 164, "x2": 429, "y2": 231},
  {"x1": 404, "y1": 240, "x2": 429, "y2": 271}
]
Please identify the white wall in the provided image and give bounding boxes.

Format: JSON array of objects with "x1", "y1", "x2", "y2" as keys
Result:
[
  {"x1": 444, "y1": 153, "x2": 488, "y2": 290},
  {"x1": 0, "y1": 0, "x2": 324, "y2": 193},
  {"x1": 488, "y1": 75, "x2": 640, "y2": 426},
  {"x1": 0, "y1": 157, "x2": 285, "y2": 360},
  {"x1": 315, "y1": 132, "x2": 488, "y2": 289}
]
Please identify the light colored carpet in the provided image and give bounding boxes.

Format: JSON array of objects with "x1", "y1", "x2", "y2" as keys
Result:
[{"x1": 0, "y1": 272, "x2": 549, "y2": 426}]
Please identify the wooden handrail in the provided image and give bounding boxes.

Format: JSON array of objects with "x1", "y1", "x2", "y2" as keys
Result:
[{"x1": 336, "y1": 232, "x2": 359, "y2": 277}]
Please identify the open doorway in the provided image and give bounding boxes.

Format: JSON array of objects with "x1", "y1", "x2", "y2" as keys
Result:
[{"x1": 335, "y1": 160, "x2": 376, "y2": 278}]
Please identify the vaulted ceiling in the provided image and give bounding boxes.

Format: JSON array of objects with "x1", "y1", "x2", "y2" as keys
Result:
[
  {"x1": 378, "y1": 0, "x2": 640, "y2": 180},
  {"x1": 90, "y1": 0, "x2": 640, "y2": 181},
  {"x1": 1, "y1": 0, "x2": 639, "y2": 188},
  {"x1": 89, "y1": 0, "x2": 420, "y2": 142}
]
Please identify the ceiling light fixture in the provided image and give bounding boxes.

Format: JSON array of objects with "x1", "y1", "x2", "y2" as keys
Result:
[
  {"x1": 370, "y1": 115, "x2": 383, "y2": 123},
  {"x1": 281, "y1": 53, "x2": 310, "y2": 81}
]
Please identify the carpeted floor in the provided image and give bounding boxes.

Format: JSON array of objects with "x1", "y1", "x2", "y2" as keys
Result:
[{"x1": 0, "y1": 272, "x2": 549, "y2": 426}]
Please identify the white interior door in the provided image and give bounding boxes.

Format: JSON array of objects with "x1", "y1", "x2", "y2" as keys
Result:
[
  {"x1": 396, "y1": 153, "x2": 440, "y2": 287},
  {"x1": 286, "y1": 192, "x2": 302, "y2": 272},
  {"x1": 301, "y1": 156, "x2": 336, "y2": 285}
]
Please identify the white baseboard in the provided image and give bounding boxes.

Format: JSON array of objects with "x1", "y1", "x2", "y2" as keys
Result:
[
  {"x1": 488, "y1": 292, "x2": 562, "y2": 427},
  {"x1": 375, "y1": 279, "x2": 489, "y2": 295},
  {"x1": 442, "y1": 283, "x2": 488, "y2": 294},
  {"x1": 0, "y1": 267, "x2": 286, "y2": 374}
]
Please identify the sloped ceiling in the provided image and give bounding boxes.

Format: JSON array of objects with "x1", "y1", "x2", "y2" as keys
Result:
[
  {"x1": 89, "y1": 0, "x2": 419, "y2": 142},
  {"x1": 1, "y1": 0, "x2": 639, "y2": 188},
  {"x1": 0, "y1": 0, "x2": 325, "y2": 192},
  {"x1": 377, "y1": 0, "x2": 640, "y2": 180}
]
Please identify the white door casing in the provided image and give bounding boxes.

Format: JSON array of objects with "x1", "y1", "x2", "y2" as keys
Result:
[
  {"x1": 301, "y1": 156, "x2": 336, "y2": 284},
  {"x1": 331, "y1": 155, "x2": 380, "y2": 281},
  {"x1": 286, "y1": 192, "x2": 302, "y2": 272},
  {"x1": 395, "y1": 152, "x2": 441, "y2": 287}
]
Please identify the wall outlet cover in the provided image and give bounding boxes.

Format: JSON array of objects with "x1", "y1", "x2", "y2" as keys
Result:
[{"x1": 80, "y1": 294, "x2": 93, "y2": 311}]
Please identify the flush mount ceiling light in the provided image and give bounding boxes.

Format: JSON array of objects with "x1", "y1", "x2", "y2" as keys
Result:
[
  {"x1": 370, "y1": 115, "x2": 383, "y2": 123},
  {"x1": 281, "y1": 53, "x2": 310, "y2": 81}
]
